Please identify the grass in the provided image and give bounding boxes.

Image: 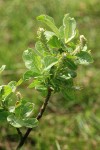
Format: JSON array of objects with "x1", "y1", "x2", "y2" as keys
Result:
[{"x1": 0, "y1": 0, "x2": 100, "y2": 149}]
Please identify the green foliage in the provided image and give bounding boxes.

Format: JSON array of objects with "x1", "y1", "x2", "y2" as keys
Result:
[
  {"x1": 0, "y1": 14, "x2": 93, "y2": 140},
  {"x1": 6, "y1": 97, "x2": 38, "y2": 128},
  {"x1": 35, "y1": 14, "x2": 92, "y2": 98},
  {"x1": 7, "y1": 114, "x2": 38, "y2": 128}
]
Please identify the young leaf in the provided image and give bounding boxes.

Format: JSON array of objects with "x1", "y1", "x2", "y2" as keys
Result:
[
  {"x1": 1, "y1": 85, "x2": 15, "y2": 101},
  {"x1": 1, "y1": 81, "x2": 17, "y2": 96},
  {"x1": 0, "y1": 81, "x2": 16, "y2": 103},
  {"x1": 62, "y1": 54, "x2": 77, "y2": 70},
  {"x1": 37, "y1": 15, "x2": 60, "y2": 37},
  {"x1": 63, "y1": 14, "x2": 76, "y2": 43},
  {"x1": 44, "y1": 31, "x2": 55, "y2": 41},
  {"x1": 1, "y1": 85, "x2": 13, "y2": 100},
  {"x1": 47, "y1": 35, "x2": 61, "y2": 48}
]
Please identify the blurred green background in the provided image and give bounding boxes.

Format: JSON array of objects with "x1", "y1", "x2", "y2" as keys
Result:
[{"x1": 0, "y1": 0, "x2": 100, "y2": 149}]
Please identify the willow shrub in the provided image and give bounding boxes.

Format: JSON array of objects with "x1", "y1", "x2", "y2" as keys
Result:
[{"x1": 0, "y1": 14, "x2": 93, "y2": 149}]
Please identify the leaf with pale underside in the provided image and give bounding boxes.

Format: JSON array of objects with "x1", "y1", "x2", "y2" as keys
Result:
[
  {"x1": 15, "y1": 102, "x2": 34, "y2": 118},
  {"x1": 7, "y1": 114, "x2": 38, "y2": 128},
  {"x1": 43, "y1": 55, "x2": 58, "y2": 71},
  {"x1": 63, "y1": 14, "x2": 76, "y2": 43},
  {"x1": 23, "y1": 48, "x2": 42, "y2": 74},
  {"x1": 37, "y1": 15, "x2": 60, "y2": 37},
  {"x1": 76, "y1": 51, "x2": 93, "y2": 65}
]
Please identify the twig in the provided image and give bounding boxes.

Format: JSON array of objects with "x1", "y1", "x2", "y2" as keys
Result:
[
  {"x1": 16, "y1": 87, "x2": 52, "y2": 150},
  {"x1": 16, "y1": 128, "x2": 23, "y2": 139}
]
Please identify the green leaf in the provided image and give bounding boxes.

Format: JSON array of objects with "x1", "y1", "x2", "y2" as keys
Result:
[
  {"x1": 35, "y1": 84, "x2": 47, "y2": 97},
  {"x1": 1, "y1": 85, "x2": 12, "y2": 99},
  {"x1": 0, "y1": 81, "x2": 17, "y2": 102},
  {"x1": 62, "y1": 55, "x2": 77, "y2": 70},
  {"x1": 61, "y1": 87, "x2": 76, "y2": 101},
  {"x1": 82, "y1": 45, "x2": 88, "y2": 51},
  {"x1": 60, "y1": 79, "x2": 75, "y2": 100},
  {"x1": 47, "y1": 35, "x2": 61, "y2": 48},
  {"x1": 23, "y1": 48, "x2": 41, "y2": 74},
  {"x1": 22, "y1": 118, "x2": 38, "y2": 128},
  {"x1": 59, "y1": 26, "x2": 64, "y2": 40},
  {"x1": 66, "y1": 58, "x2": 77, "y2": 70},
  {"x1": 15, "y1": 101, "x2": 34, "y2": 118},
  {"x1": 1, "y1": 81, "x2": 17, "y2": 101},
  {"x1": 23, "y1": 70, "x2": 39, "y2": 80},
  {"x1": 60, "y1": 74, "x2": 71, "y2": 80},
  {"x1": 68, "y1": 70, "x2": 77, "y2": 78},
  {"x1": 0, "y1": 86, "x2": 3, "y2": 93},
  {"x1": 44, "y1": 31, "x2": 55, "y2": 41},
  {"x1": 29, "y1": 79, "x2": 41, "y2": 88},
  {"x1": 9, "y1": 106, "x2": 15, "y2": 113},
  {"x1": 37, "y1": 15, "x2": 60, "y2": 37},
  {"x1": 43, "y1": 55, "x2": 58, "y2": 71},
  {"x1": 35, "y1": 41, "x2": 45, "y2": 57},
  {"x1": 76, "y1": 51, "x2": 93, "y2": 65},
  {"x1": 63, "y1": 14, "x2": 76, "y2": 43},
  {"x1": 8, "y1": 81, "x2": 17, "y2": 92},
  {"x1": 7, "y1": 99, "x2": 38, "y2": 128},
  {"x1": 35, "y1": 84, "x2": 47, "y2": 91},
  {"x1": 0, "y1": 65, "x2": 6, "y2": 74},
  {"x1": 60, "y1": 70, "x2": 77, "y2": 80},
  {"x1": 16, "y1": 78, "x2": 23, "y2": 86},
  {"x1": 0, "y1": 109, "x2": 9, "y2": 122},
  {"x1": 7, "y1": 114, "x2": 38, "y2": 128},
  {"x1": 28, "y1": 79, "x2": 47, "y2": 96},
  {"x1": 7, "y1": 114, "x2": 23, "y2": 128}
]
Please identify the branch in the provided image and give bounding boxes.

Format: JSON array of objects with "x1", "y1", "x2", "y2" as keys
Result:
[
  {"x1": 16, "y1": 87, "x2": 52, "y2": 150},
  {"x1": 36, "y1": 87, "x2": 52, "y2": 120}
]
